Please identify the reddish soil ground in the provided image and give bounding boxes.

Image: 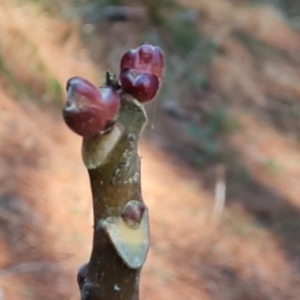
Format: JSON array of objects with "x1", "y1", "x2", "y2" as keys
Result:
[{"x1": 1, "y1": 1, "x2": 300, "y2": 299}]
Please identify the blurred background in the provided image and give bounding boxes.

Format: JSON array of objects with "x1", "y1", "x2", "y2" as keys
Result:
[{"x1": 1, "y1": 0, "x2": 300, "y2": 299}]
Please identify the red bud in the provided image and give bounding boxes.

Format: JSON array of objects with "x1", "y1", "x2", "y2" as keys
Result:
[
  {"x1": 119, "y1": 69, "x2": 160, "y2": 102},
  {"x1": 63, "y1": 77, "x2": 120, "y2": 138},
  {"x1": 120, "y1": 43, "x2": 165, "y2": 82},
  {"x1": 121, "y1": 200, "x2": 146, "y2": 228}
]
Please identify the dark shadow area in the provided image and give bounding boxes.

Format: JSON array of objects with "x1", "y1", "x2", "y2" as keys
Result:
[
  {"x1": 153, "y1": 114, "x2": 300, "y2": 274},
  {"x1": 226, "y1": 167, "x2": 300, "y2": 270},
  {"x1": 165, "y1": 140, "x2": 300, "y2": 272}
]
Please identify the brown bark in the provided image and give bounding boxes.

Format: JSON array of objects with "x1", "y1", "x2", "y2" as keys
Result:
[{"x1": 78, "y1": 94, "x2": 149, "y2": 300}]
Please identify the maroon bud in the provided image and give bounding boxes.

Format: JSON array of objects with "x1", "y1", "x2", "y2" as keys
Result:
[
  {"x1": 120, "y1": 50, "x2": 136, "y2": 72},
  {"x1": 120, "y1": 43, "x2": 165, "y2": 81},
  {"x1": 98, "y1": 86, "x2": 120, "y2": 120},
  {"x1": 138, "y1": 44, "x2": 154, "y2": 64},
  {"x1": 63, "y1": 77, "x2": 120, "y2": 138},
  {"x1": 121, "y1": 200, "x2": 146, "y2": 228},
  {"x1": 119, "y1": 69, "x2": 160, "y2": 102}
]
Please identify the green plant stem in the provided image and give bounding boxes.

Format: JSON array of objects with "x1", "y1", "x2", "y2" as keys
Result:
[{"x1": 78, "y1": 93, "x2": 149, "y2": 300}]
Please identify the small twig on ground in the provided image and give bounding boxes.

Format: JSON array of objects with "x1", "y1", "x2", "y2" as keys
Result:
[{"x1": 212, "y1": 164, "x2": 226, "y2": 219}]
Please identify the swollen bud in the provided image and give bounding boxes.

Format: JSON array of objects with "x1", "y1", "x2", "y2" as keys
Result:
[
  {"x1": 120, "y1": 43, "x2": 165, "y2": 81},
  {"x1": 121, "y1": 200, "x2": 146, "y2": 228},
  {"x1": 119, "y1": 70, "x2": 160, "y2": 103},
  {"x1": 63, "y1": 77, "x2": 120, "y2": 139},
  {"x1": 119, "y1": 43, "x2": 165, "y2": 102}
]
